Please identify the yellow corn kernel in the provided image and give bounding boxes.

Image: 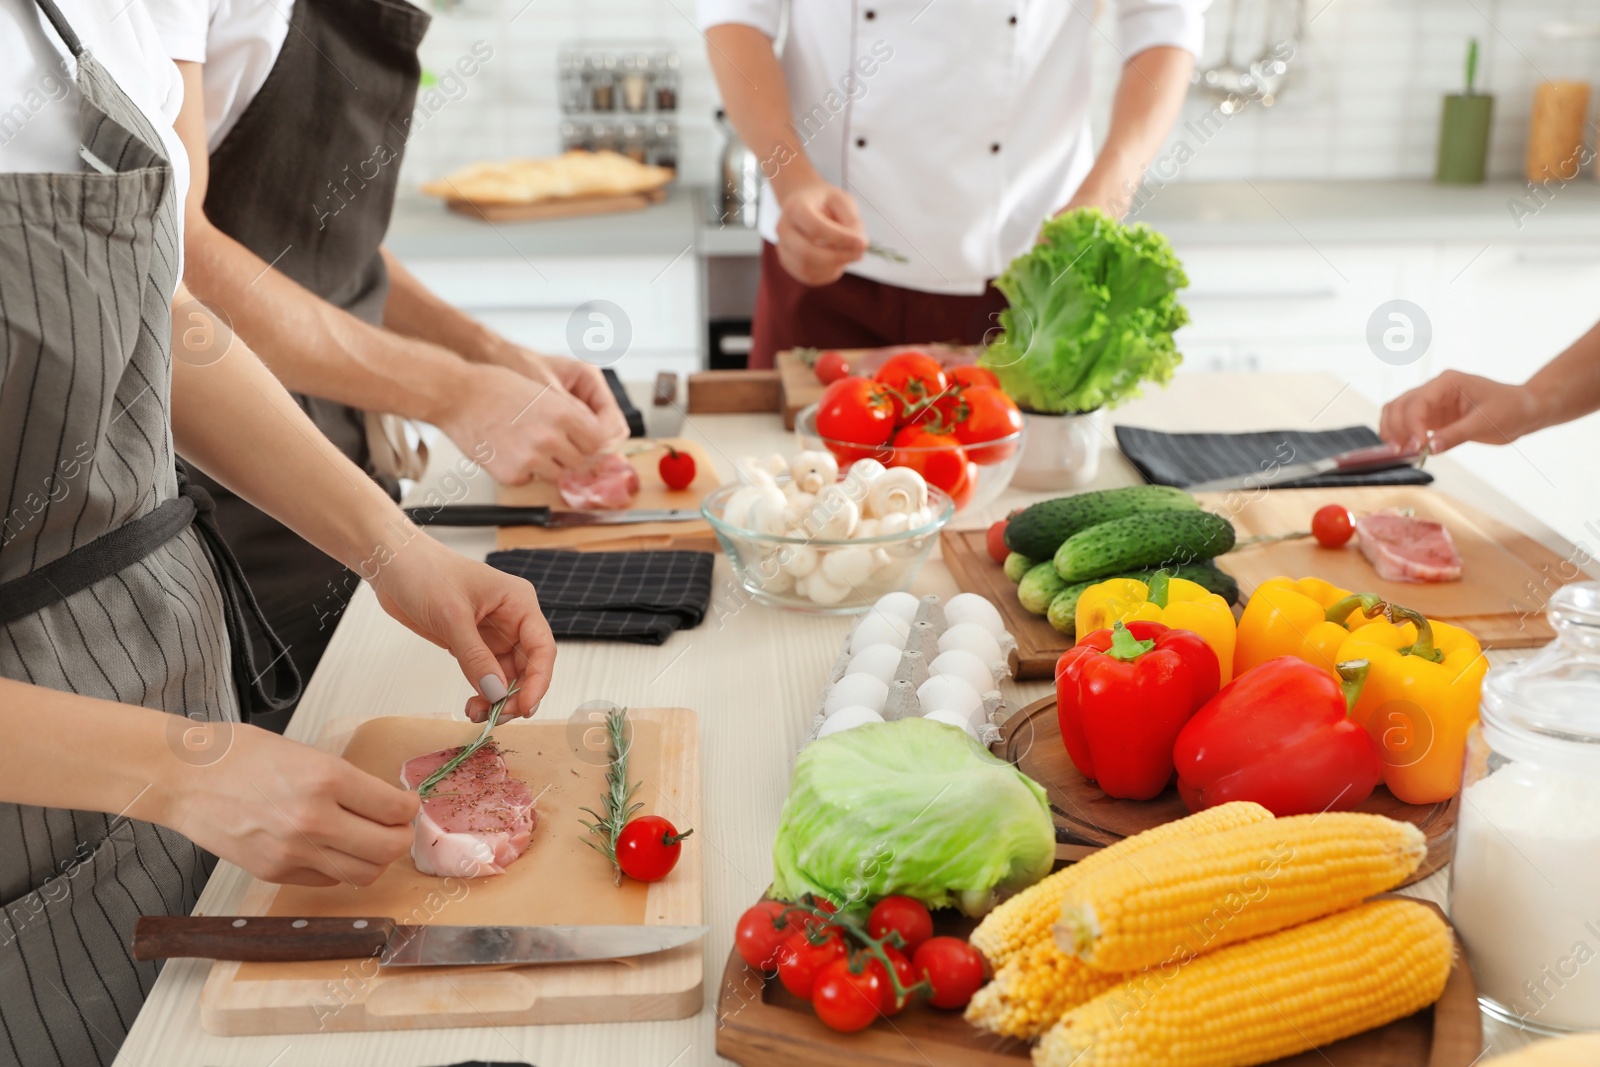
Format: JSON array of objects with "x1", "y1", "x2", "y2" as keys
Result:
[
  {"x1": 1033, "y1": 899, "x2": 1454, "y2": 1067},
  {"x1": 969, "y1": 801, "x2": 1273, "y2": 969},
  {"x1": 1055, "y1": 813, "x2": 1426, "y2": 974},
  {"x1": 965, "y1": 936, "x2": 1126, "y2": 1039}
]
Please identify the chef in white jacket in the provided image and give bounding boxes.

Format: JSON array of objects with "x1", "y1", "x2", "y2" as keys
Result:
[{"x1": 698, "y1": 0, "x2": 1209, "y2": 367}]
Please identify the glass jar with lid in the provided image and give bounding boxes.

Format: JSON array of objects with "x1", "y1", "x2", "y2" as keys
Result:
[
  {"x1": 1449, "y1": 581, "x2": 1600, "y2": 1035},
  {"x1": 1526, "y1": 23, "x2": 1600, "y2": 183}
]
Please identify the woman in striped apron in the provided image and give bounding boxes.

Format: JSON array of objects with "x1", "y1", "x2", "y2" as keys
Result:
[{"x1": 0, "y1": 3, "x2": 555, "y2": 1063}]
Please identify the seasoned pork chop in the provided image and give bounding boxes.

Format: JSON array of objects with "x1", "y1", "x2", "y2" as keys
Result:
[
  {"x1": 1355, "y1": 511, "x2": 1463, "y2": 583},
  {"x1": 401, "y1": 742, "x2": 537, "y2": 878}
]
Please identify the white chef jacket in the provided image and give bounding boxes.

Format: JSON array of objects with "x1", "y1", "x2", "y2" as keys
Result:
[
  {"x1": 143, "y1": 0, "x2": 291, "y2": 151},
  {"x1": 698, "y1": 0, "x2": 1208, "y2": 294}
]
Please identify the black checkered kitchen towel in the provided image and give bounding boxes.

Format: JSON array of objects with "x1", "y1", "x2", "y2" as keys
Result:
[
  {"x1": 1114, "y1": 425, "x2": 1434, "y2": 490},
  {"x1": 486, "y1": 549, "x2": 714, "y2": 645}
]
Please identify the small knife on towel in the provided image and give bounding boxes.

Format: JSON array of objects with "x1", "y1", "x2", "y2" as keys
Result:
[
  {"x1": 403, "y1": 505, "x2": 700, "y2": 527},
  {"x1": 1183, "y1": 443, "x2": 1425, "y2": 494},
  {"x1": 131, "y1": 916, "x2": 708, "y2": 967}
]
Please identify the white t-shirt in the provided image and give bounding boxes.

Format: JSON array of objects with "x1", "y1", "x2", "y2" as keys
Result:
[{"x1": 144, "y1": 0, "x2": 291, "y2": 151}]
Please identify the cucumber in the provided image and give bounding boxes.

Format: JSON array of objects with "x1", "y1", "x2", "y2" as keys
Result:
[
  {"x1": 1018, "y1": 561, "x2": 1069, "y2": 615},
  {"x1": 1044, "y1": 563, "x2": 1240, "y2": 637},
  {"x1": 1047, "y1": 580, "x2": 1099, "y2": 635},
  {"x1": 1004, "y1": 485, "x2": 1199, "y2": 561},
  {"x1": 1003, "y1": 552, "x2": 1037, "y2": 584},
  {"x1": 1053, "y1": 510, "x2": 1236, "y2": 583}
]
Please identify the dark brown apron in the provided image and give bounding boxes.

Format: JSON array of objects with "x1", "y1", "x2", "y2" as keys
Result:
[{"x1": 187, "y1": 0, "x2": 431, "y2": 711}]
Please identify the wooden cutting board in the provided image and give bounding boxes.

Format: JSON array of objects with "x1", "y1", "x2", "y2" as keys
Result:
[
  {"x1": 715, "y1": 901, "x2": 1480, "y2": 1067},
  {"x1": 199, "y1": 707, "x2": 702, "y2": 1035},
  {"x1": 995, "y1": 695, "x2": 1457, "y2": 886},
  {"x1": 939, "y1": 527, "x2": 1069, "y2": 681},
  {"x1": 776, "y1": 344, "x2": 982, "y2": 429},
  {"x1": 1199, "y1": 485, "x2": 1580, "y2": 648},
  {"x1": 443, "y1": 187, "x2": 667, "y2": 222},
  {"x1": 494, "y1": 438, "x2": 721, "y2": 553}
]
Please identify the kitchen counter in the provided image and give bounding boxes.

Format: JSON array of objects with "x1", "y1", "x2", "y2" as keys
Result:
[{"x1": 117, "y1": 373, "x2": 1554, "y2": 1066}]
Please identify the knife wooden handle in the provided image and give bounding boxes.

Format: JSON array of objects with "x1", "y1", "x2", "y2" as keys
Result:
[{"x1": 132, "y1": 916, "x2": 397, "y2": 962}]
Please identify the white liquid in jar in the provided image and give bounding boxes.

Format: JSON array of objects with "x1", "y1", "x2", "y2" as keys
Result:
[{"x1": 1449, "y1": 763, "x2": 1600, "y2": 1032}]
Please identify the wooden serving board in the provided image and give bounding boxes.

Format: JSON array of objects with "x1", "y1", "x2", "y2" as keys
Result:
[
  {"x1": 715, "y1": 902, "x2": 1481, "y2": 1066},
  {"x1": 444, "y1": 186, "x2": 667, "y2": 222},
  {"x1": 940, "y1": 527, "x2": 1068, "y2": 680},
  {"x1": 1197, "y1": 485, "x2": 1580, "y2": 648},
  {"x1": 200, "y1": 707, "x2": 702, "y2": 1035},
  {"x1": 776, "y1": 344, "x2": 982, "y2": 429},
  {"x1": 495, "y1": 438, "x2": 721, "y2": 553},
  {"x1": 995, "y1": 695, "x2": 1458, "y2": 887}
]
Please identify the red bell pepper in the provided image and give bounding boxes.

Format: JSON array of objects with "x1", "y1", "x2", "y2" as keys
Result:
[
  {"x1": 1054, "y1": 620, "x2": 1222, "y2": 801},
  {"x1": 1173, "y1": 655, "x2": 1383, "y2": 816}
]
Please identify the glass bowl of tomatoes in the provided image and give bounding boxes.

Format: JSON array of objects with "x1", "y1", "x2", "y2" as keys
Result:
[{"x1": 701, "y1": 479, "x2": 955, "y2": 614}]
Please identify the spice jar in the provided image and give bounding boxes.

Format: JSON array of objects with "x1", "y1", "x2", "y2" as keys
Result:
[
  {"x1": 620, "y1": 121, "x2": 648, "y2": 163},
  {"x1": 589, "y1": 54, "x2": 617, "y2": 112},
  {"x1": 620, "y1": 53, "x2": 651, "y2": 113},
  {"x1": 1526, "y1": 24, "x2": 1600, "y2": 183},
  {"x1": 649, "y1": 119, "x2": 678, "y2": 170},
  {"x1": 1449, "y1": 581, "x2": 1600, "y2": 1035},
  {"x1": 653, "y1": 52, "x2": 680, "y2": 111}
]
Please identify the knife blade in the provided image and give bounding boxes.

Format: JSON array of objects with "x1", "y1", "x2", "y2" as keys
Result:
[
  {"x1": 131, "y1": 916, "x2": 708, "y2": 967},
  {"x1": 403, "y1": 505, "x2": 700, "y2": 527},
  {"x1": 1183, "y1": 443, "x2": 1423, "y2": 495}
]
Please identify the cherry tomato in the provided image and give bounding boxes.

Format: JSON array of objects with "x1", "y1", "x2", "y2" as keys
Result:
[
  {"x1": 776, "y1": 928, "x2": 846, "y2": 999},
  {"x1": 954, "y1": 386, "x2": 1024, "y2": 465},
  {"x1": 863, "y1": 946, "x2": 917, "y2": 1015},
  {"x1": 814, "y1": 350, "x2": 851, "y2": 385},
  {"x1": 815, "y1": 377, "x2": 896, "y2": 461},
  {"x1": 986, "y1": 519, "x2": 1010, "y2": 565},
  {"x1": 912, "y1": 936, "x2": 986, "y2": 1010},
  {"x1": 734, "y1": 901, "x2": 790, "y2": 971},
  {"x1": 811, "y1": 957, "x2": 882, "y2": 1032},
  {"x1": 950, "y1": 364, "x2": 1001, "y2": 391},
  {"x1": 867, "y1": 895, "x2": 934, "y2": 955},
  {"x1": 658, "y1": 446, "x2": 696, "y2": 490},
  {"x1": 1312, "y1": 504, "x2": 1355, "y2": 548},
  {"x1": 947, "y1": 461, "x2": 980, "y2": 510},
  {"x1": 890, "y1": 426, "x2": 968, "y2": 494},
  {"x1": 614, "y1": 815, "x2": 692, "y2": 882},
  {"x1": 874, "y1": 352, "x2": 950, "y2": 424}
]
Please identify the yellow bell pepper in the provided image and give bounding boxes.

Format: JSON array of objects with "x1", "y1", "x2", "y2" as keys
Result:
[
  {"x1": 1075, "y1": 574, "x2": 1237, "y2": 682},
  {"x1": 1233, "y1": 576, "x2": 1382, "y2": 677},
  {"x1": 1336, "y1": 607, "x2": 1487, "y2": 806}
]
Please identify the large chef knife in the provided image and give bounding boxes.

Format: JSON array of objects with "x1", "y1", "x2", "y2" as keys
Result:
[
  {"x1": 1182, "y1": 443, "x2": 1425, "y2": 494},
  {"x1": 132, "y1": 916, "x2": 708, "y2": 967},
  {"x1": 403, "y1": 505, "x2": 700, "y2": 527}
]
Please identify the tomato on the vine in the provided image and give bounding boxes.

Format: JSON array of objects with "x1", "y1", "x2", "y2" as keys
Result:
[
  {"x1": 890, "y1": 426, "x2": 968, "y2": 494},
  {"x1": 811, "y1": 957, "x2": 882, "y2": 1032},
  {"x1": 874, "y1": 352, "x2": 950, "y2": 423},
  {"x1": 986, "y1": 519, "x2": 1010, "y2": 565},
  {"x1": 813, "y1": 350, "x2": 851, "y2": 385},
  {"x1": 867, "y1": 895, "x2": 934, "y2": 956},
  {"x1": 947, "y1": 461, "x2": 980, "y2": 510},
  {"x1": 863, "y1": 946, "x2": 917, "y2": 1015},
  {"x1": 953, "y1": 386, "x2": 1023, "y2": 465},
  {"x1": 950, "y1": 364, "x2": 1001, "y2": 391},
  {"x1": 734, "y1": 901, "x2": 790, "y2": 971},
  {"x1": 815, "y1": 377, "x2": 896, "y2": 461},
  {"x1": 776, "y1": 928, "x2": 847, "y2": 999},
  {"x1": 1312, "y1": 504, "x2": 1355, "y2": 548},
  {"x1": 615, "y1": 815, "x2": 692, "y2": 882},
  {"x1": 658, "y1": 446, "x2": 696, "y2": 490},
  {"x1": 912, "y1": 937, "x2": 986, "y2": 1010}
]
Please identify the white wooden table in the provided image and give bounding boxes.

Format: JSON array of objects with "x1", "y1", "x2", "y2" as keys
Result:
[{"x1": 116, "y1": 373, "x2": 1554, "y2": 1066}]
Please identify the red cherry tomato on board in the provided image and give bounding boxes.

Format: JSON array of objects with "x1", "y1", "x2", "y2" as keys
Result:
[
  {"x1": 863, "y1": 946, "x2": 917, "y2": 1015},
  {"x1": 815, "y1": 377, "x2": 896, "y2": 461},
  {"x1": 1312, "y1": 504, "x2": 1355, "y2": 547},
  {"x1": 950, "y1": 364, "x2": 1002, "y2": 391},
  {"x1": 614, "y1": 815, "x2": 692, "y2": 882},
  {"x1": 814, "y1": 350, "x2": 851, "y2": 385},
  {"x1": 658, "y1": 446, "x2": 696, "y2": 490},
  {"x1": 874, "y1": 352, "x2": 950, "y2": 424},
  {"x1": 986, "y1": 519, "x2": 1010, "y2": 565},
  {"x1": 912, "y1": 936, "x2": 986, "y2": 1009},
  {"x1": 811, "y1": 957, "x2": 883, "y2": 1032},
  {"x1": 867, "y1": 895, "x2": 934, "y2": 955},
  {"x1": 776, "y1": 928, "x2": 846, "y2": 999},
  {"x1": 734, "y1": 901, "x2": 790, "y2": 971},
  {"x1": 954, "y1": 386, "x2": 1024, "y2": 465},
  {"x1": 890, "y1": 426, "x2": 968, "y2": 494}
]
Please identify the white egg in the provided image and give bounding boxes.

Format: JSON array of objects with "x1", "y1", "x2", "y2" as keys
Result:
[
  {"x1": 943, "y1": 593, "x2": 1008, "y2": 639},
  {"x1": 938, "y1": 622, "x2": 1004, "y2": 667},
  {"x1": 929, "y1": 648, "x2": 997, "y2": 696},
  {"x1": 851, "y1": 612, "x2": 911, "y2": 654},
  {"x1": 917, "y1": 674, "x2": 983, "y2": 723},
  {"x1": 817, "y1": 705, "x2": 884, "y2": 738},
  {"x1": 846, "y1": 643, "x2": 905, "y2": 684},
  {"x1": 826, "y1": 673, "x2": 890, "y2": 715},
  {"x1": 923, "y1": 707, "x2": 980, "y2": 741},
  {"x1": 873, "y1": 591, "x2": 921, "y2": 624}
]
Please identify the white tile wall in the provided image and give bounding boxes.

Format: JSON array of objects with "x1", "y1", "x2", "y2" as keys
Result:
[{"x1": 398, "y1": 0, "x2": 1600, "y2": 190}]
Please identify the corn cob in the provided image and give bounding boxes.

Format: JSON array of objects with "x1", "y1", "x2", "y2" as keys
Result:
[
  {"x1": 1055, "y1": 813, "x2": 1426, "y2": 974},
  {"x1": 966, "y1": 936, "x2": 1127, "y2": 1039},
  {"x1": 969, "y1": 801, "x2": 1272, "y2": 969},
  {"x1": 1033, "y1": 899, "x2": 1454, "y2": 1067}
]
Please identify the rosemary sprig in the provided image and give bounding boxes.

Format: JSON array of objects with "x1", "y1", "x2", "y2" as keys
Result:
[
  {"x1": 416, "y1": 681, "x2": 520, "y2": 799},
  {"x1": 866, "y1": 242, "x2": 909, "y2": 263},
  {"x1": 577, "y1": 706, "x2": 642, "y2": 887}
]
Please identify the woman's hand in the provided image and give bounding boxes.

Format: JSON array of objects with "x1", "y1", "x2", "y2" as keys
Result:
[
  {"x1": 368, "y1": 534, "x2": 556, "y2": 722},
  {"x1": 1379, "y1": 370, "x2": 1546, "y2": 452}
]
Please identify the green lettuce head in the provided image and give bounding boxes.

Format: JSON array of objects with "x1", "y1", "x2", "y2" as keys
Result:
[
  {"x1": 981, "y1": 208, "x2": 1190, "y2": 415},
  {"x1": 771, "y1": 717, "x2": 1054, "y2": 916}
]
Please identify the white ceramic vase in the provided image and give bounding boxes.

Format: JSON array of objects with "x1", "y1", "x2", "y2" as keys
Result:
[{"x1": 1011, "y1": 409, "x2": 1106, "y2": 491}]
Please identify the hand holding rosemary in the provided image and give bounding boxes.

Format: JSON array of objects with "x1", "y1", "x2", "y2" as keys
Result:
[
  {"x1": 415, "y1": 681, "x2": 521, "y2": 799},
  {"x1": 579, "y1": 706, "x2": 693, "y2": 885}
]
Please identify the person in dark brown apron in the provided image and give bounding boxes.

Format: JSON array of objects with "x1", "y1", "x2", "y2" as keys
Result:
[{"x1": 161, "y1": 0, "x2": 629, "y2": 713}]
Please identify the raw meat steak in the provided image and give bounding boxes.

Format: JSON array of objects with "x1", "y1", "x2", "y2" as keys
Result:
[
  {"x1": 557, "y1": 453, "x2": 640, "y2": 509},
  {"x1": 1355, "y1": 511, "x2": 1463, "y2": 583},
  {"x1": 400, "y1": 742, "x2": 537, "y2": 878}
]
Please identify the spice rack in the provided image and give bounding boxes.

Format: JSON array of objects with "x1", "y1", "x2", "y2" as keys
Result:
[{"x1": 558, "y1": 43, "x2": 680, "y2": 171}]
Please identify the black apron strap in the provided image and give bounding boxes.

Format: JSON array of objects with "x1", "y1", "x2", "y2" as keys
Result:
[{"x1": 30, "y1": 0, "x2": 84, "y2": 58}]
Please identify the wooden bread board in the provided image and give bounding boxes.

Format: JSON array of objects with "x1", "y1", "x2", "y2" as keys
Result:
[
  {"x1": 939, "y1": 526, "x2": 1065, "y2": 680},
  {"x1": 995, "y1": 695, "x2": 1457, "y2": 886},
  {"x1": 716, "y1": 901, "x2": 1481, "y2": 1066},
  {"x1": 495, "y1": 438, "x2": 721, "y2": 553},
  {"x1": 776, "y1": 344, "x2": 983, "y2": 429},
  {"x1": 199, "y1": 707, "x2": 702, "y2": 1035},
  {"x1": 444, "y1": 186, "x2": 667, "y2": 222}
]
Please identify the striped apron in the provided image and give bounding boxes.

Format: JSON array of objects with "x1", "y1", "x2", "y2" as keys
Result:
[{"x1": 0, "y1": 3, "x2": 290, "y2": 1062}]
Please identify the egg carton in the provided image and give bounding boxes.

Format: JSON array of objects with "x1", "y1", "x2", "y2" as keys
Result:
[{"x1": 804, "y1": 592, "x2": 1017, "y2": 749}]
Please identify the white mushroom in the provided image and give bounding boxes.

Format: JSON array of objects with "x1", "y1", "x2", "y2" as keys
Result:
[
  {"x1": 746, "y1": 485, "x2": 790, "y2": 535},
  {"x1": 907, "y1": 505, "x2": 936, "y2": 530},
  {"x1": 790, "y1": 450, "x2": 840, "y2": 495},
  {"x1": 805, "y1": 484, "x2": 860, "y2": 539},
  {"x1": 782, "y1": 491, "x2": 816, "y2": 529},
  {"x1": 780, "y1": 544, "x2": 819, "y2": 578},
  {"x1": 866, "y1": 468, "x2": 928, "y2": 519},
  {"x1": 736, "y1": 457, "x2": 777, "y2": 489},
  {"x1": 855, "y1": 518, "x2": 881, "y2": 539},
  {"x1": 821, "y1": 546, "x2": 874, "y2": 587},
  {"x1": 807, "y1": 571, "x2": 850, "y2": 606},
  {"x1": 876, "y1": 512, "x2": 910, "y2": 536},
  {"x1": 722, "y1": 486, "x2": 762, "y2": 529},
  {"x1": 758, "y1": 452, "x2": 789, "y2": 478},
  {"x1": 839, "y1": 458, "x2": 888, "y2": 503}
]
